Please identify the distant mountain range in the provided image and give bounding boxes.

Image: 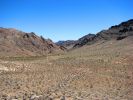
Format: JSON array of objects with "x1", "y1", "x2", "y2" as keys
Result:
[
  {"x1": 56, "y1": 40, "x2": 77, "y2": 49},
  {"x1": 0, "y1": 19, "x2": 133, "y2": 56},
  {"x1": 57, "y1": 19, "x2": 133, "y2": 49},
  {"x1": 0, "y1": 28, "x2": 65, "y2": 57}
]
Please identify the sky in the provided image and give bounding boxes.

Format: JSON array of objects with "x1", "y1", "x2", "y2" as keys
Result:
[{"x1": 0, "y1": 0, "x2": 133, "y2": 42}]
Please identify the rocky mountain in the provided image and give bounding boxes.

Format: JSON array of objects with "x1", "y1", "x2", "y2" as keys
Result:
[
  {"x1": 1, "y1": 19, "x2": 133, "y2": 56},
  {"x1": 0, "y1": 28, "x2": 65, "y2": 57},
  {"x1": 73, "y1": 34, "x2": 95, "y2": 48},
  {"x1": 57, "y1": 19, "x2": 133, "y2": 49},
  {"x1": 95, "y1": 19, "x2": 133, "y2": 40},
  {"x1": 56, "y1": 34, "x2": 96, "y2": 49},
  {"x1": 73, "y1": 19, "x2": 133, "y2": 48}
]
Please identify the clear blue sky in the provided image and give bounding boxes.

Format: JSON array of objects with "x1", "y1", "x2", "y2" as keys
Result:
[{"x1": 1, "y1": 0, "x2": 133, "y2": 42}]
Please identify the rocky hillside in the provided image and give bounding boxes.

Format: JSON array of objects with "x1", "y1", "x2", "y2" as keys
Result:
[
  {"x1": 73, "y1": 19, "x2": 133, "y2": 48},
  {"x1": 0, "y1": 28, "x2": 65, "y2": 57},
  {"x1": 57, "y1": 19, "x2": 133, "y2": 49},
  {"x1": 56, "y1": 34, "x2": 95, "y2": 49},
  {"x1": 73, "y1": 34, "x2": 95, "y2": 48}
]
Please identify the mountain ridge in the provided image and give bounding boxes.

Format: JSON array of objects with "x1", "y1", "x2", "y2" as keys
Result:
[
  {"x1": 0, "y1": 28, "x2": 65, "y2": 57},
  {"x1": 0, "y1": 19, "x2": 133, "y2": 56},
  {"x1": 57, "y1": 19, "x2": 133, "y2": 48}
]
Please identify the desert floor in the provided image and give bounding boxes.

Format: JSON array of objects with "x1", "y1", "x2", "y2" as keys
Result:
[{"x1": 0, "y1": 39, "x2": 133, "y2": 100}]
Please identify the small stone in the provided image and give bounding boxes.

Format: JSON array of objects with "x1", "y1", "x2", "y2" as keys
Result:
[
  {"x1": 30, "y1": 94, "x2": 40, "y2": 100},
  {"x1": 60, "y1": 96, "x2": 65, "y2": 100},
  {"x1": 48, "y1": 96, "x2": 54, "y2": 100}
]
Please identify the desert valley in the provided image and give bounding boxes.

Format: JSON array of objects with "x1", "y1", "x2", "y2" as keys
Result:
[{"x1": 0, "y1": 19, "x2": 133, "y2": 100}]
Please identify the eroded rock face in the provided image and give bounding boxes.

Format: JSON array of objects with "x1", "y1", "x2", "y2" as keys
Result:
[{"x1": 0, "y1": 28, "x2": 65, "y2": 57}]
